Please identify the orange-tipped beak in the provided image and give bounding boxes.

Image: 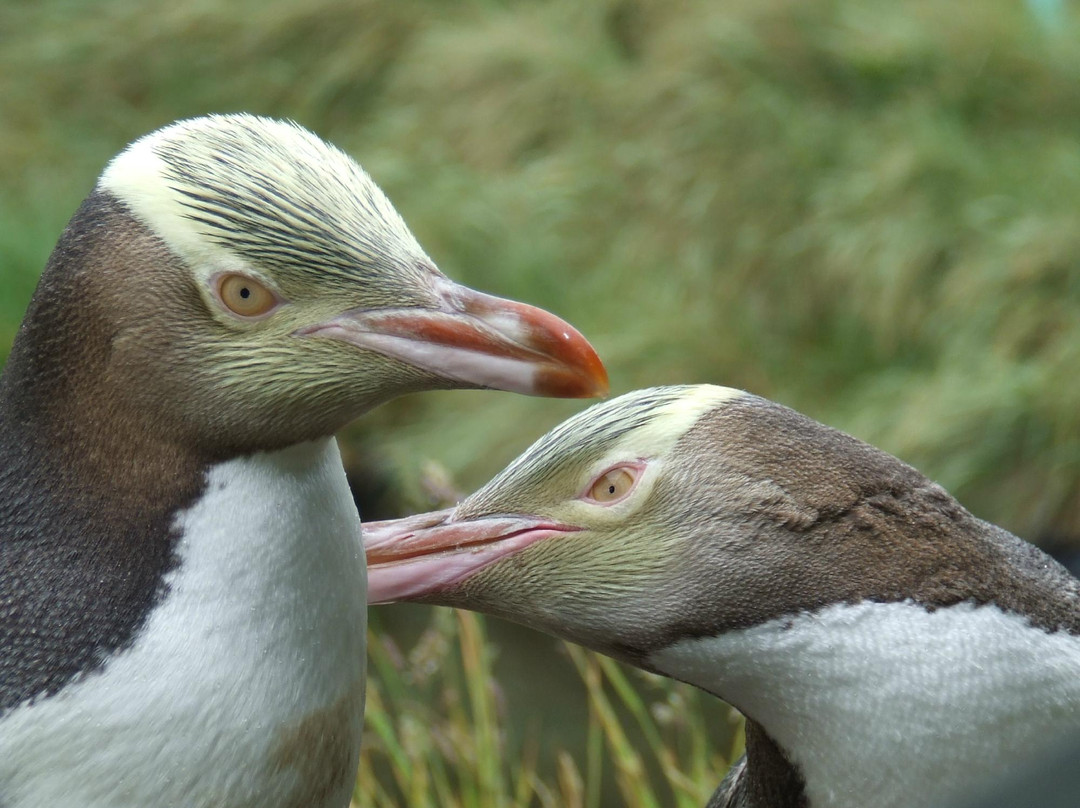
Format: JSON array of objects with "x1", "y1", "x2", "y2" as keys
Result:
[{"x1": 298, "y1": 276, "x2": 608, "y2": 399}]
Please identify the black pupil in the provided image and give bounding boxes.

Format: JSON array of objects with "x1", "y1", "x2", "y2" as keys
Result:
[
  {"x1": 239, "y1": 287, "x2": 251, "y2": 299},
  {"x1": 608, "y1": 484, "x2": 616, "y2": 494}
]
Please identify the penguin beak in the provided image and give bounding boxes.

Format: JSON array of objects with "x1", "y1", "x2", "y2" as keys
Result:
[
  {"x1": 364, "y1": 510, "x2": 577, "y2": 604},
  {"x1": 297, "y1": 277, "x2": 609, "y2": 398}
]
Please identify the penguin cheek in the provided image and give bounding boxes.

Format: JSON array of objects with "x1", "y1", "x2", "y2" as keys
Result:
[
  {"x1": 453, "y1": 543, "x2": 551, "y2": 608},
  {"x1": 314, "y1": 337, "x2": 451, "y2": 399}
]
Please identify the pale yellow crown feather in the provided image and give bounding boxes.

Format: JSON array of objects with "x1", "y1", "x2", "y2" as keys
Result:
[{"x1": 98, "y1": 114, "x2": 427, "y2": 290}]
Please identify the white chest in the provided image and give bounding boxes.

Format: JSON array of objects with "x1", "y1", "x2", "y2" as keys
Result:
[
  {"x1": 651, "y1": 601, "x2": 1080, "y2": 808},
  {"x1": 0, "y1": 439, "x2": 367, "y2": 808}
]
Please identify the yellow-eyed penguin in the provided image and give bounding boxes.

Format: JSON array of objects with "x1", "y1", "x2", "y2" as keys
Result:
[
  {"x1": 0, "y1": 114, "x2": 608, "y2": 808},
  {"x1": 364, "y1": 385, "x2": 1080, "y2": 808}
]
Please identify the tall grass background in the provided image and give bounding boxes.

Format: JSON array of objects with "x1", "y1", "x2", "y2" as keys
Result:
[{"x1": 2, "y1": 0, "x2": 1078, "y2": 804}]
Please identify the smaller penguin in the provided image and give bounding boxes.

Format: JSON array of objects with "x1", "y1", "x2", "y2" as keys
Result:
[{"x1": 365, "y1": 385, "x2": 1080, "y2": 808}]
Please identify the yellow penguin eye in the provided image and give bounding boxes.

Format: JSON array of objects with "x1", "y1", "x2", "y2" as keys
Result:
[
  {"x1": 585, "y1": 465, "x2": 640, "y2": 505},
  {"x1": 216, "y1": 274, "x2": 278, "y2": 318}
]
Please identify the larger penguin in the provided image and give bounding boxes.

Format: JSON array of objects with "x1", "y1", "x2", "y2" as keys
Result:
[
  {"x1": 366, "y1": 385, "x2": 1080, "y2": 808},
  {"x1": 0, "y1": 114, "x2": 607, "y2": 808}
]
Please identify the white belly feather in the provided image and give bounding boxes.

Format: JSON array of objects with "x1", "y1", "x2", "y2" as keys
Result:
[{"x1": 0, "y1": 438, "x2": 367, "y2": 808}]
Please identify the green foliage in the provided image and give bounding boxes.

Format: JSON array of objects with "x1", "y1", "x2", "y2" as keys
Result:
[{"x1": 359, "y1": 608, "x2": 739, "y2": 808}]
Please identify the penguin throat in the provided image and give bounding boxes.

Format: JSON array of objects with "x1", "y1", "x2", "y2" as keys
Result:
[{"x1": 649, "y1": 600, "x2": 1080, "y2": 808}]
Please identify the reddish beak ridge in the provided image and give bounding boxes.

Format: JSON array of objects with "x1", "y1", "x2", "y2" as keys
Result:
[
  {"x1": 364, "y1": 510, "x2": 576, "y2": 604},
  {"x1": 301, "y1": 277, "x2": 609, "y2": 399}
]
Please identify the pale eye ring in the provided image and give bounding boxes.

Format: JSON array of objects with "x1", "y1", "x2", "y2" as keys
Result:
[
  {"x1": 582, "y1": 463, "x2": 644, "y2": 505},
  {"x1": 214, "y1": 273, "x2": 280, "y2": 318}
]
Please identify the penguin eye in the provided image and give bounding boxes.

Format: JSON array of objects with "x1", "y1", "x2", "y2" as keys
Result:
[
  {"x1": 584, "y1": 464, "x2": 641, "y2": 505},
  {"x1": 216, "y1": 274, "x2": 279, "y2": 318}
]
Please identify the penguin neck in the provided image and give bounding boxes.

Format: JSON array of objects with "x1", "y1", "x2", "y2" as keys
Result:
[
  {"x1": 0, "y1": 217, "x2": 215, "y2": 712},
  {"x1": 0, "y1": 350, "x2": 209, "y2": 713},
  {"x1": 0, "y1": 190, "x2": 205, "y2": 486},
  {"x1": 0, "y1": 306, "x2": 207, "y2": 523},
  {"x1": 652, "y1": 600, "x2": 1080, "y2": 808}
]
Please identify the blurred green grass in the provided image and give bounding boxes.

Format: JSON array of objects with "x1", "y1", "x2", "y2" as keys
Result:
[
  {"x1": 3, "y1": 0, "x2": 1080, "y2": 804},
  {"x1": 358, "y1": 608, "x2": 740, "y2": 808}
]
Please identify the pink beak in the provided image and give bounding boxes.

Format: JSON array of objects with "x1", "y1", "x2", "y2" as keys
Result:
[
  {"x1": 364, "y1": 509, "x2": 577, "y2": 604},
  {"x1": 298, "y1": 276, "x2": 608, "y2": 399}
]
